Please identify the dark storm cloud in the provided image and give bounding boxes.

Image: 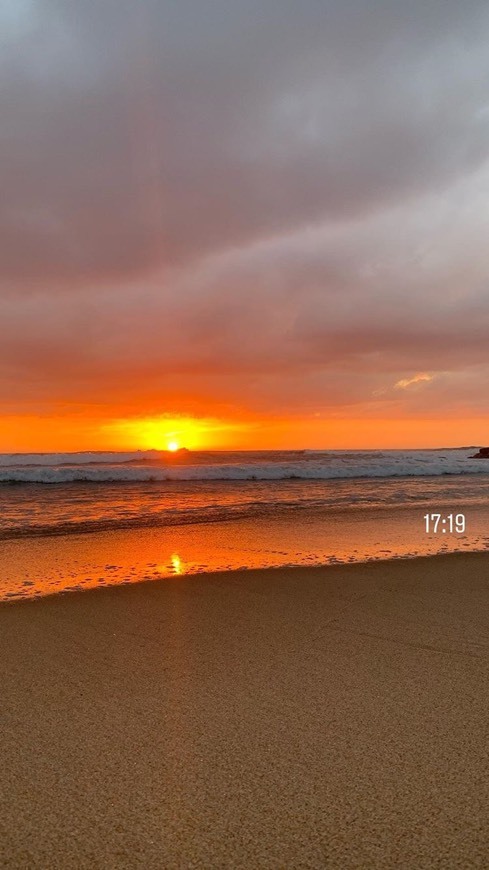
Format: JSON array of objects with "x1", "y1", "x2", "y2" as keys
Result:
[{"x1": 2, "y1": 0, "x2": 489, "y2": 416}]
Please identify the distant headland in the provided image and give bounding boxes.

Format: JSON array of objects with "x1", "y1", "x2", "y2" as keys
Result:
[{"x1": 471, "y1": 447, "x2": 489, "y2": 459}]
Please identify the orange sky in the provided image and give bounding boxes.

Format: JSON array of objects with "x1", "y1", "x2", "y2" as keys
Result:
[{"x1": 1, "y1": 412, "x2": 487, "y2": 453}]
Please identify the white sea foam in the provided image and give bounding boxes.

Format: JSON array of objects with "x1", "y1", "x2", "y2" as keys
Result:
[
  {"x1": 0, "y1": 449, "x2": 487, "y2": 483},
  {"x1": 0, "y1": 450, "x2": 161, "y2": 467}
]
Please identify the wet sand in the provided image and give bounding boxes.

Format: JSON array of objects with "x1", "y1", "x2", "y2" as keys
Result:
[
  {"x1": 2, "y1": 503, "x2": 489, "y2": 601},
  {"x1": 2, "y1": 552, "x2": 489, "y2": 868}
]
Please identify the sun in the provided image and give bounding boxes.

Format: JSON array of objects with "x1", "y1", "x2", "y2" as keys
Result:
[{"x1": 102, "y1": 414, "x2": 245, "y2": 452}]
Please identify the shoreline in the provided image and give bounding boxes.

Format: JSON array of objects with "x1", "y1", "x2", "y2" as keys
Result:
[
  {"x1": 1, "y1": 547, "x2": 489, "y2": 607},
  {"x1": 1, "y1": 504, "x2": 488, "y2": 602},
  {"x1": 2, "y1": 552, "x2": 489, "y2": 866}
]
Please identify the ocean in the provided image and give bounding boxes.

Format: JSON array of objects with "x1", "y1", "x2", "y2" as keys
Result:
[{"x1": 1, "y1": 448, "x2": 489, "y2": 600}]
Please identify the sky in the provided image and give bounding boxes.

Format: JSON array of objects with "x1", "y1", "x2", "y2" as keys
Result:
[{"x1": 1, "y1": 0, "x2": 489, "y2": 450}]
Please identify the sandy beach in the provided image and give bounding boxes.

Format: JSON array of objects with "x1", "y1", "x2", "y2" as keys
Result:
[{"x1": 2, "y1": 552, "x2": 489, "y2": 868}]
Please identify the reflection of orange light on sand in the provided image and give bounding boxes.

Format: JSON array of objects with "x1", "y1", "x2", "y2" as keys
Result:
[
  {"x1": 167, "y1": 440, "x2": 179, "y2": 452},
  {"x1": 171, "y1": 554, "x2": 184, "y2": 575}
]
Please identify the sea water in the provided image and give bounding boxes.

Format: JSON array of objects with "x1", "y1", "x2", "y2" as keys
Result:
[{"x1": 1, "y1": 449, "x2": 488, "y2": 600}]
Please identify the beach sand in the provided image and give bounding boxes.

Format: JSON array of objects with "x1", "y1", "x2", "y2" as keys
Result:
[{"x1": 2, "y1": 552, "x2": 489, "y2": 868}]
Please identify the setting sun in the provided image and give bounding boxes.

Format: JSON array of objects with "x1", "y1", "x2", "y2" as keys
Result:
[{"x1": 95, "y1": 415, "x2": 251, "y2": 452}]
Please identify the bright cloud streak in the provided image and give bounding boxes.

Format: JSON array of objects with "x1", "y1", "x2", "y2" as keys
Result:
[{"x1": 395, "y1": 373, "x2": 435, "y2": 390}]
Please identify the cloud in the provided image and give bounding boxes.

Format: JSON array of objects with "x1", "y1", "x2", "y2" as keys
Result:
[
  {"x1": 2, "y1": 0, "x2": 489, "y2": 282},
  {"x1": 1, "y1": 0, "x2": 489, "y2": 423},
  {"x1": 395, "y1": 374, "x2": 434, "y2": 390}
]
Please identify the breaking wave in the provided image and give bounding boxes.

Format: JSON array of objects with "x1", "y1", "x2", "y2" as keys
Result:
[{"x1": 0, "y1": 448, "x2": 487, "y2": 484}]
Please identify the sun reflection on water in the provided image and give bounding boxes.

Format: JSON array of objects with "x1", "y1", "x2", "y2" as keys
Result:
[{"x1": 171, "y1": 553, "x2": 184, "y2": 575}]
